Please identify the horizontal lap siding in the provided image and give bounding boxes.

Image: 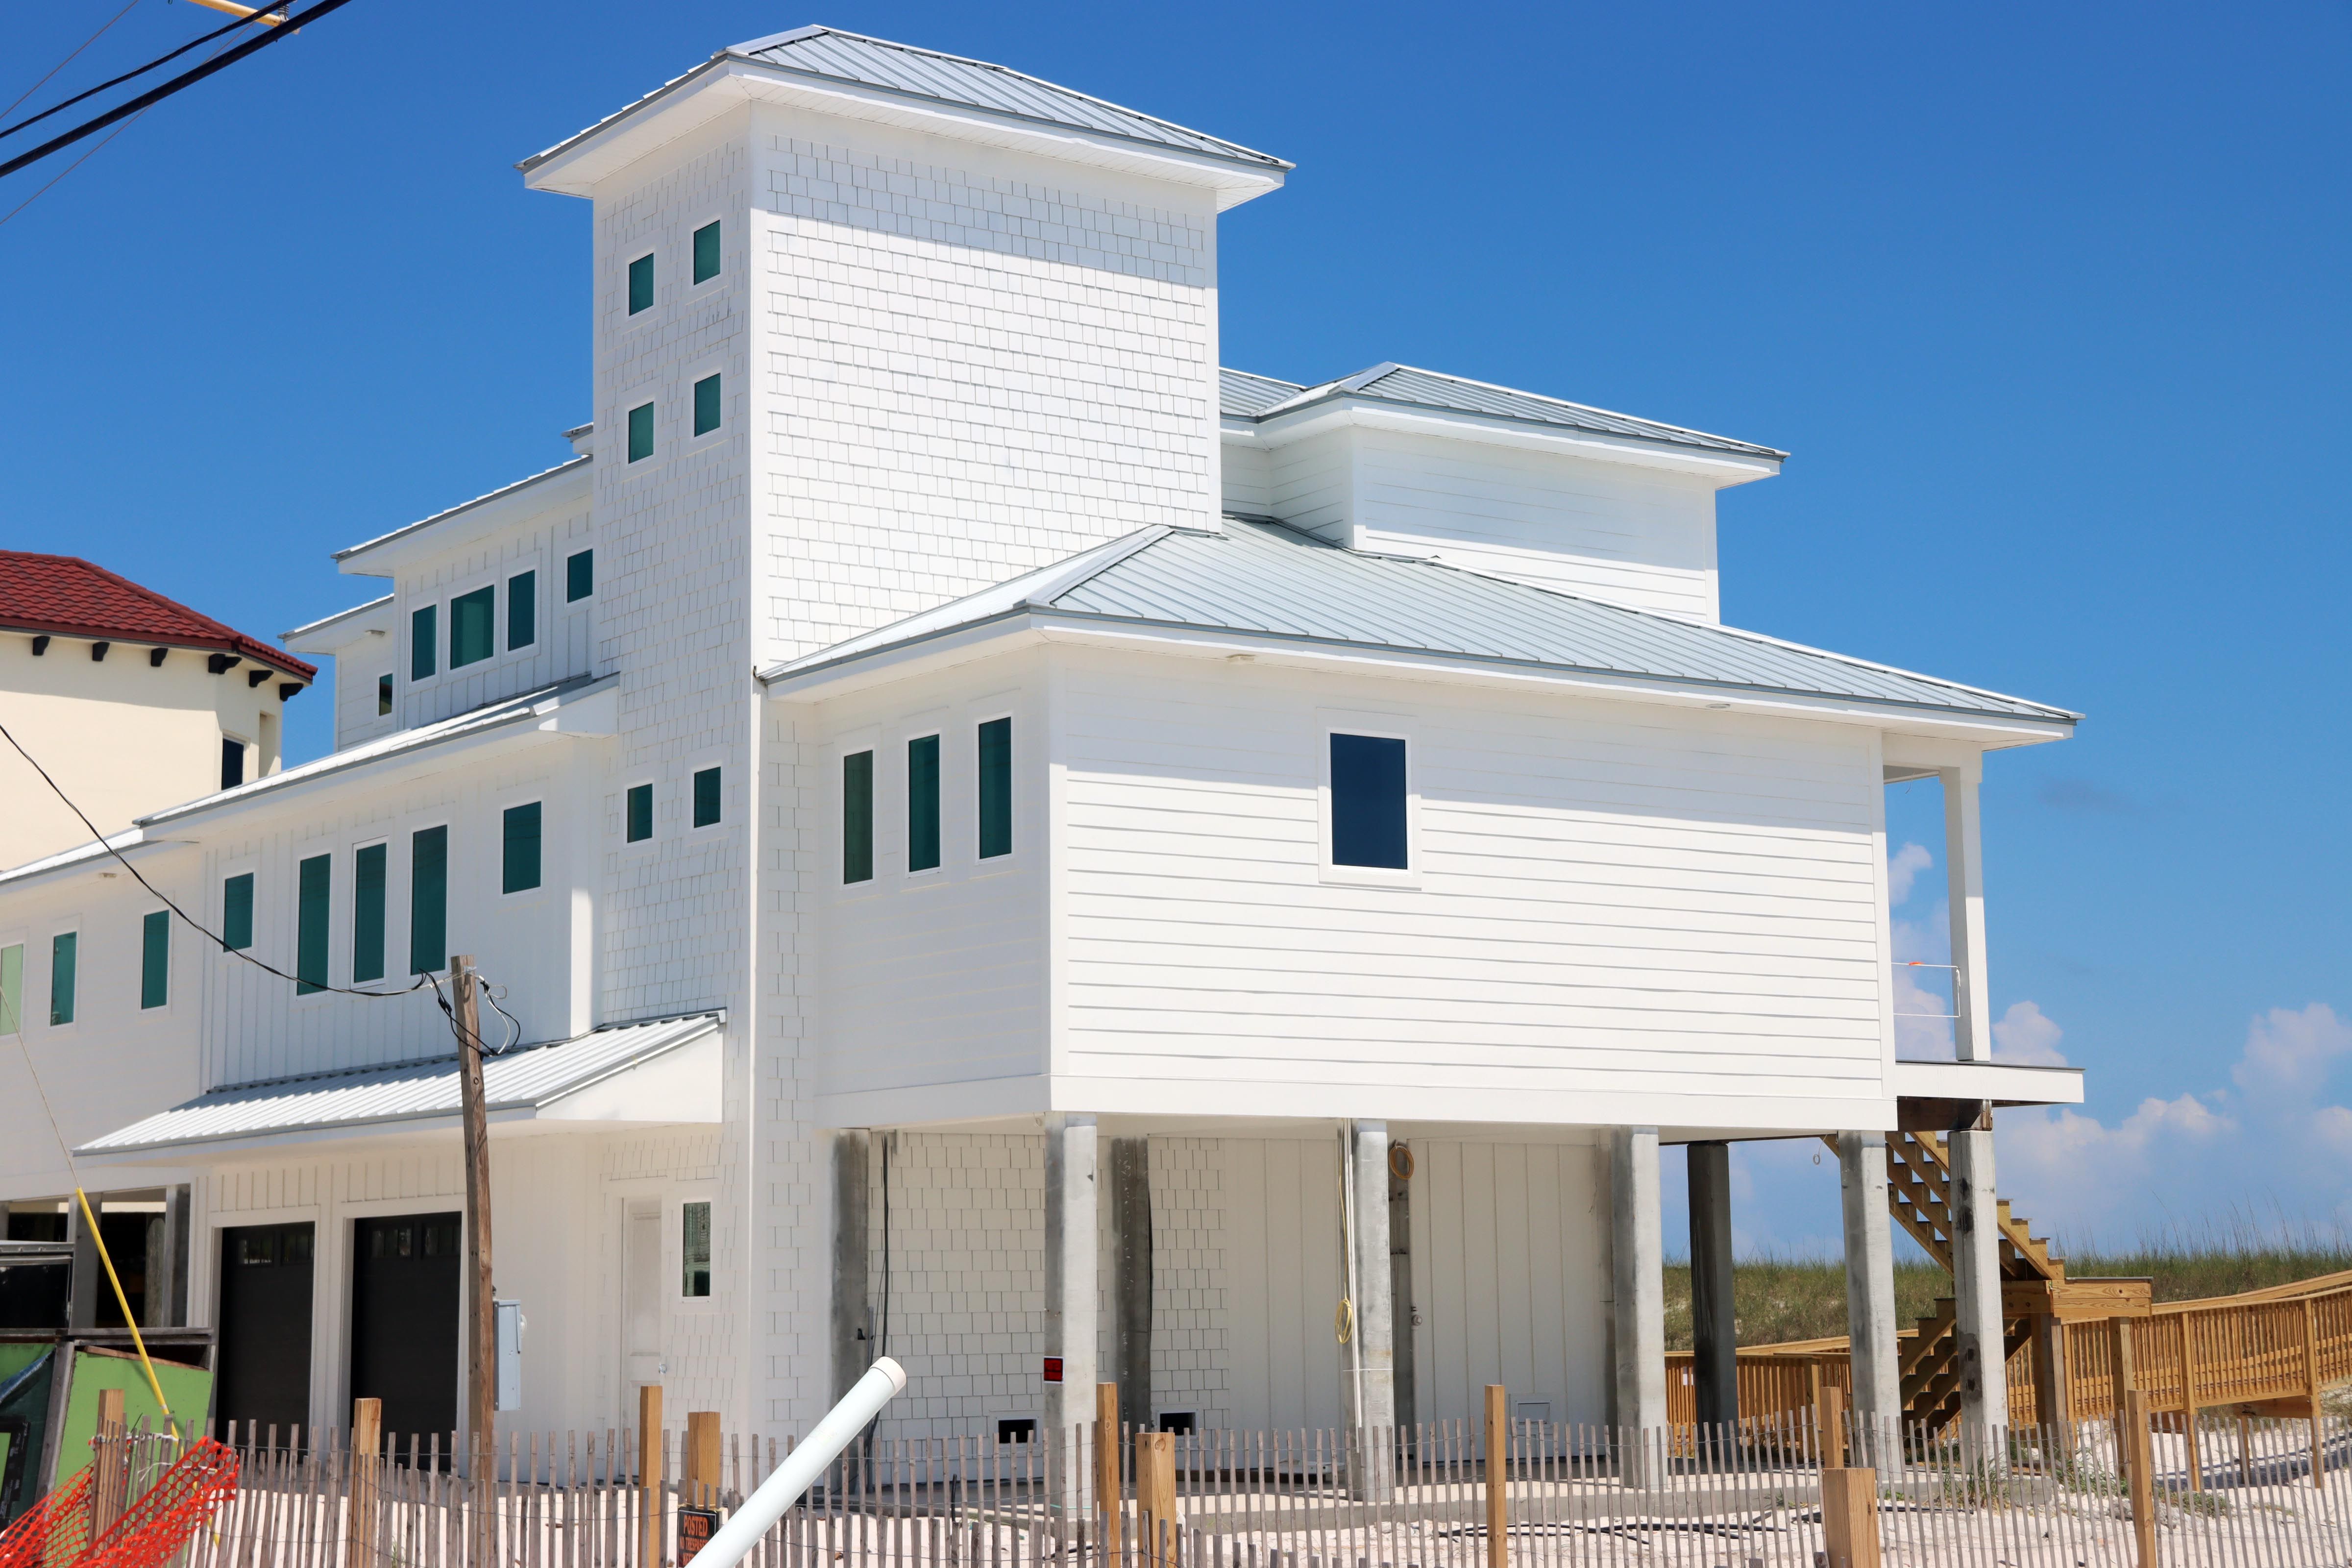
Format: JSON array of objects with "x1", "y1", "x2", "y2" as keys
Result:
[{"x1": 1062, "y1": 661, "x2": 1885, "y2": 1107}]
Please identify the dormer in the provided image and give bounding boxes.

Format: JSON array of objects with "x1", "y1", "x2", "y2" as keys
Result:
[{"x1": 1219, "y1": 365, "x2": 1784, "y2": 623}]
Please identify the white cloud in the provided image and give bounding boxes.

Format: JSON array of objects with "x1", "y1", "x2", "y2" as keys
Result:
[
  {"x1": 2230, "y1": 1003, "x2": 2352, "y2": 1098},
  {"x1": 1886, "y1": 841, "x2": 1933, "y2": 906},
  {"x1": 1993, "y1": 1001, "x2": 2068, "y2": 1066}
]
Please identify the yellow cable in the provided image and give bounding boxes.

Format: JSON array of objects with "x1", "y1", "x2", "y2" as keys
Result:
[{"x1": 75, "y1": 1187, "x2": 175, "y2": 1436}]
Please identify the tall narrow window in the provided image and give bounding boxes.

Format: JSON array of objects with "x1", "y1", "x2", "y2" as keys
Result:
[
  {"x1": 507, "y1": 569, "x2": 537, "y2": 650},
  {"x1": 692, "y1": 221, "x2": 721, "y2": 285},
  {"x1": 410, "y1": 826, "x2": 448, "y2": 975},
  {"x1": 907, "y1": 735, "x2": 941, "y2": 873},
  {"x1": 411, "y1": 604, "x2": 438, "y2": 679},
  {"x1": 977, "y1": 717, "x2": 1011, "y2": 859},
  {"x1": 49, "y1": 932, "x2": 76, "y2": 1026},
  {"x1": 627, "y1": 252, "x2": 653, "y2": 315},
  {"x1": 376, "y1": 673, "x2": 393, "y2": 716},
  {"x1": 1330, "y1": 733, "x2": 1409, "y2": 870},
  {"x1": 503, "y1": 802, "x2": 542, "y2": 894},
  {"x1": 448, "y1": 586, "x2": 494, "y2": 668},
  {"x1": 627, "y1": 402, "x2": 654, "y2": 463},
  {"x1": 140, "y1": 910, "x2": 170, "y2": 1010},
  {"x1": 681, "y1": 1201, "x2": 711, "y2": 1298},
  {"x1": 692, "y1": 766, "x2": 721, "y2": 829},
  {"x1": 296, "y1": 854, "x2": 331, "y2": 995},
  {"x1": 0, "y1": 944, "x2": 20, "y2": 1035},
  {"x1": 626, "y1": 783, "x2": 653, "y2": 844},
  {"x1": 220, "y1": 737, "x2": 245, "y2": 790},
  {"x1": 353, "y1": 843, "x2": 387, "y2": 983},
  {"x1": 842, "y1": 751, "x2": 873, "y2": 883},
  {"x1": 223, "y1": 872, "x2": 254, "y2": 951},
  {"x1": 693, "y1": 374, "x2": 721, "y2": 437},
  {"x1": 565, "y1": 549, "x2": 594, "y2": 602}
]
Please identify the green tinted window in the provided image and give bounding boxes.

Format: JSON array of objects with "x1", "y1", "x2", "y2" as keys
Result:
[
  {"x1": 223, "y1": 872, "x2": 254, "y2": 951},
  {"x1": 693, "y1": 766, "x2": 721, "y2": 829},
  {"x1": 692, "y1": 221, "x2": 720, "y2": 285},
  {"x1": 450, "y1": 586, "x2": 494, "y2": 668},
  {"x1": 296, "y1": 854, "x2": 331, "y2": 995},
  {"x1": 627, "y1": 402, "x2": 654, "y2": 463},
  {"x1": 503, "y1": 802, "x2": 542, "y2": 894},
  {"x1": 140, "y1": 910, "x2": 170, "y2": 1009},
  {"x1": 0, "y1": 944, "x2": 21, "y2": 1035},
  {"x1": 353, "y1": 843, "x2": 387, "y2": 983},
  {"x1": 628, "y1": 252, "x2": 653, "y2": 315},
  {"x1": 626, "y1": 783, "x2": 653, "y2": 844},
  {"x1": 49, "y1": 932, "x2": 75, "y2": 1026},
  {"x1": 411, "y1": 604, "x2": 437, "y2": 680},
  {"x1": 507, "y1": 569, "x2": 536, "y2": 650},
  {"x1": 410, "y1": 826, "x2": 448, "y2": 975},
  {"x1": 907, "y1": 735, "x2": 940, "y2": 873},
  {"x1": 565, "y1": 549, "x2": 594, "y2": 602},
  {"x1": 843, "y1": 751, "x2": 873, "y2": 883},
  {"x1": 693, "y1": 374, "x2": 721, "y2": 437},
  {"x1": 978, "y1": 717, "x2": 1011, "y2": 859}
]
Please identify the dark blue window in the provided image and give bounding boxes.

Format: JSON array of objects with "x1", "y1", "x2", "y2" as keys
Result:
[{"x1": 1330, "y1": 734, "x2": 1408, "y2": 870}]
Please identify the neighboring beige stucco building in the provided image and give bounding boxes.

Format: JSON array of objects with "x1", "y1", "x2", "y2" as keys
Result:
[{"x1": 0, "y1": 552, "x2": 314, "y2": 865}]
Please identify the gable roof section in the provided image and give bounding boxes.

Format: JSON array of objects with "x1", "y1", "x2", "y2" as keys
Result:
[
  {"x1": 1222, "y1": 364, "x2": 1786, "y2": 461},
  {"x1": 764, "y1": 519, "x2": 2076, "y2": 726},
  {"x1": 0, "y1": 552, "x2": 316, "y2": 680}
]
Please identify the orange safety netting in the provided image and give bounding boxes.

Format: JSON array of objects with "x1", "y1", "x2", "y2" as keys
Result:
[{"x1": 0, "y1": 1440, "x2": 239, "y2": 1568}]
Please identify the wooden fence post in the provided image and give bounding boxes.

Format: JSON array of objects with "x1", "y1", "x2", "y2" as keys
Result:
[
  {"x1": 2122, "y1": 1390, "x2": 2157, "y2": 1568},
  {"x1": 1819, "y1": 1466, "x2": 1880, "y2": 1568},
  {"x1": 1096, "y1": 1384, "x2": 1122, "y2": 1562},
  {"x1": 2304, "y1": 1298, "x2": 2326, "y2": 1489},
  {"x1": 349, "y1": 1397, "x2": 382, "y2": 1568},
  {"x1": 2179, "y1": 1309, "x2": 2204, "y2": 1491},
  {"x1": 2108, "y1": 1314, "x2": 2137, "y2": 1423},
  {"x1": 1484, "y1": 1384, "x2": 1507, "y2": 1568},
  {"x1": 1817, "y1": 1379, "x2": 1847, "y2": 1470},
  {"x1": 1133, "y1": 1429, "x2": 1175, "y2": 1568},
  {"x1": 90, "y1": 1387, "x2": 127, "y2": 1539},
  {"x1": 640, "y1": 1384, "x2": 665, "y2": 1568},
  {"x1": 686, "y1": 1412, "x2": 721, "y2": 1509}
]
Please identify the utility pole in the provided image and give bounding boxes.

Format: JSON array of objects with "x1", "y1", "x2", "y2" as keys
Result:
[{"x1": 454, "y1": 957, "x2": 496, "y2": 1521}]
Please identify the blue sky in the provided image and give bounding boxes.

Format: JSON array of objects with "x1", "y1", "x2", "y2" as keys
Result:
[{"x1": 3, "y1": 3, "x2": 2346, "y2": 1252}]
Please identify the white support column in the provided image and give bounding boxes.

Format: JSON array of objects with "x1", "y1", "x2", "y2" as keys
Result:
[
  {"x1": 1341, "y1": 1120, "x2": 1396, "y2": 1501},
  {"x1": 1610, "y1": 1127, "x2": 1666, "y2": 1481},
  {"x1": 1838, "y1": 1131, "x2": 1901, "y2": 1450},
  {"x1": 1949, "y1": 1118, "x2": 2009, "y2": 1448},
  {"x1": 1940, "y1": 757, "x2": 1992, "y2": 1063},
  {"x1": 1042, "y1": 1113, "x2": 1099, "y2": 1444}
]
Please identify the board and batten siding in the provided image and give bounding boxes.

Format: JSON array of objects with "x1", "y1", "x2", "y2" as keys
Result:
[{"x1": 1056, "y1": 655, "x2": 1889, "y2": 1128}]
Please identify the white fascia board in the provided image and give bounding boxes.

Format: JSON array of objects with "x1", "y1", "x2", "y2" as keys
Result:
[
  {"x1": 1039, "y1": 1075, "x2": 1895, "y2": 1134},
  {"x1": 537, "y1": 1030, "x2": 722, "y2": 1125},
  {"x1": 1233, "y1": 400, "x2": 1784, "y2": 489},
  {"x1": 0, "y1": 830, "x2": 195, "y2": 893},
  {"x1": 1890, "y1": 1059, "x2": 2086, "y2": 1107},
  {"x1": 332, "y1": 457, "x2": 590, "y2": 578},
  {"x1": 283, "y1": 594, "x2": 396, "y2": 654},
  {"x1": 521, "y1": 59, "x2": 1284, "y2": 211}
]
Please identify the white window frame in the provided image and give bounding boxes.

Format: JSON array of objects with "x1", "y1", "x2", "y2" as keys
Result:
[
  {"x1": 498, "y1": 794, "x2": 549, "y2": 902},
  {"x1": 830, "y1": 727, "x2": 882, "y2": 896},
  {"x1": 620, "y1": 777, "x2": 659, "y2": 854},
  {"x1": 900, "y1": 724, "x2": 947, "y2": 882},
  {"x1": 503, "y1": 563, "x2": 543, "y2": 656},
  {"x1": 217, "y1": 856, "x2": 261, "y2": 960},
  {"x1": 443, "y1": 575, "x2": 501, "y2": 674},
  {"x1": 137, "y1": 904, "x2": 173, "y2": 1017},
  {"x1": 685, "y1": 214, "x2": 726, "y2": 294},
  {"x1": 45, "y1": 918, "x2": 82, "y2": 1033},
  {"x1": 375, "y1": 670, "x2": 395, "y2": 719},
  {"x1": 407, "y1": 817, "x2": 454, "y2": 979},
  {"x1": 0, "y1": 927, "x2": 28, "y2": 1038},
  {"x1": 615, "y1": 387, "x2": 660, "y2": 471},
  {"x1": 969, "y1": 703, "x2": 1020, "y2": 875},
  {"x1": 675, "y1": 1188, "x2": 718, "y2": 1311},
  {"x1": 686, "y1": 760, "x2": 727, "y2": 836},
  {"x1": 406, "y1": 599, "x2": 443, "y2": 689},
  {"x1": 682, "y1": 361, "x2": 728, "y2": 452},
  {"x1": 347, "y1": 835, "x2": 394, "y2": 991},
  {"x1": 622, "y1": 246, "x2": 658, "y2": 324},
  {"x1": 1317, "y1": 714, "x2": 1422, "y2": 889},
  {"x1": 289, "y1": 845, "x2": 339, "y2": 1012}
]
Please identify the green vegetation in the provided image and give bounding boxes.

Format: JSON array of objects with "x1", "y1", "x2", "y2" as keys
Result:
[{"x1": 1664, "y1": 1223, "x2": 2352, "y2": 1352}]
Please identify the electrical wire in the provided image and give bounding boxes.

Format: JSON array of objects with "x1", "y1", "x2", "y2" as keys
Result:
[
  {"x1": 1, "y1": 0, "x2": 146, "y2": 123},
  {"x1": 0, "y1": 0, "x2": 272, "y2": 144},
  {"x1": 0, "y1": 0, "x2": 359, "y2": 183}
]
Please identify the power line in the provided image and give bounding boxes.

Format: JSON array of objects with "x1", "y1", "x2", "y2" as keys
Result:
[
  {"x1": 0, "y1": 0, "x2": 358, "y2": 183},
  {"x1": 1, "y1": 0, "x2": 146, "y2": 123},
  {"x1": 0, "y1": 0, "x2": 270, "y2": 144}
]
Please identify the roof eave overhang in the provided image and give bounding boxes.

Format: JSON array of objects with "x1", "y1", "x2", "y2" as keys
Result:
[
  {"x1": 760, "y1": 608, "x2": 2076, "y2": 744},
  {"x1": 1223, "y1": 398, "x2": 1783, "y2": 487},
  {"x1": 519, "y1": 57, "x2": 1285, "y2": 210},
  {"x1": 333, "y1": 457, "x2": 591, "y2": 577},
  {"x1": 283, "y1": 594, "x2": 397, "y2": 653},
  {"x1": 0, "y1": 622, "x2": 314, "y2": 681},
  {"x1": 1889, "y1": 1059, "x2": 2086, "y2": 1109},
  {"x1": 0, "y1": 831, "x2": 195, "y2": 895}
]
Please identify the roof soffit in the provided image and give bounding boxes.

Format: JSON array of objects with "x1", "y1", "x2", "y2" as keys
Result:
[{"x1": 1225, "y1": 398, "x2": 1781, "y2": 486}]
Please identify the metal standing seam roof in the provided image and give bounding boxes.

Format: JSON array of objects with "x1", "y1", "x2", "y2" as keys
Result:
[
  {"x1": 767, "y1": 519, "x2": 2077, "y2": 725},
  {"x1": 522, "y1": 26, "x2": 1288, "y2": 176},
  {"x1": 1224, "y1": 364, "x2": 1786, "y2": 461},
  {"x1": 77, "y1": 1013, "x2": 723, "y2": 1155}
]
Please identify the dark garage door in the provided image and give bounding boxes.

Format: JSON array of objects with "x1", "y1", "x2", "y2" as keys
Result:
[
  {"x1": 350, "y1": 1214, "x2": 461, "y2": 1445},
  {"x1": 215, "y1": 1223, "x2": 314, "y2": 1442}
]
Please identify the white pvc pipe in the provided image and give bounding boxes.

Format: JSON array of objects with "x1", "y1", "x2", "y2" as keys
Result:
[{"x1": 690, "y1": 1358, "x2": 908, "y2": 1568}]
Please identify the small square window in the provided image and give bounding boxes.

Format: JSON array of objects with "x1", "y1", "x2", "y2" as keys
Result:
[
  {"x1": 626, "y1": 783, "x2": 653, "y2": 844},
  {"x1": 627, "y1": 402, "x2": 654, "y2": 463},
  {"x1": 565, "y1": 549, "x2": 594, "y2": 603},
  {"x1": 376, "y1": 673, "x2": 392, "y2": 717},
  {"x1": 503, "y1": 802, "x2": 542, "y2": 894},
  {"x1": 693, "y1": 374, "x2": 721, "y2": 437},
  {"x1": 411, "y1": 603, "x2": 437, "y2": 679},
  {"x1": 1330, "y1": 733, "x2": 1409, "y2": 870},
  {"x1": 693, "y1": 766, "x2": 721, "y2": 829},
  {"x1": 628, "y1": 252, "x2": 653, "y2": 315},
  {"x1": 507, "y1": 569, "x2": 537, "y2": 650},
  {"x1": 449, "y1": 586, "x2": 494, "y2": 668},
  {"x1": 681, "y1": 1200, "x2": 711, "y2": 1298},
  {"x1": 692, "y1": 221, "x2": 720, "y2": 285}
]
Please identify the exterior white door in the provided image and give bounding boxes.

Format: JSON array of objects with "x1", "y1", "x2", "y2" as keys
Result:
[{"x1": 622, "y1": 1199, "x2": 663, "y2": 1391}]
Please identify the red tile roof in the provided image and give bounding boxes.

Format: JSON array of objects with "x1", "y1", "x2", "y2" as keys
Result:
[{"x1": 0, "y1": 552, "x2": 316, "y2": 681}]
